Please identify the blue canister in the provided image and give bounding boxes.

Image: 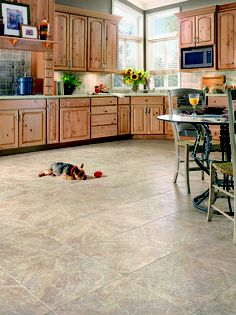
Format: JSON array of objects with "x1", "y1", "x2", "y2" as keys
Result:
[{"x1": 16, "y1": 77, "x2": 33, "y2": 95}]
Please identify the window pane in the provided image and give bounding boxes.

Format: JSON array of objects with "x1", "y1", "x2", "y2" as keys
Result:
[
  {"x1": 150, "y1": 15, "x2": 178, "y2": 37},
  {"x1": 154, "y1": 75, "x2": 164, "y2": 88},
  {"x1": 168, "y1": 74, "x2": 178, "y2": 87},
  {"x1": 125, "y1": 41, "x2": 137, "y2": 69},
  {"x1": 150, "y1": 39, "x2": 178, "y2": 70}
]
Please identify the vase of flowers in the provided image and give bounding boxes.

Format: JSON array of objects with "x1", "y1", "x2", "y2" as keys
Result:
[{"x1": 122, "y1": 68, "x2": 150, "y2": 93}]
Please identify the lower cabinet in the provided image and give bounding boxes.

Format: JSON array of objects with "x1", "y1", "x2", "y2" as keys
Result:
[
  {"x1": 118, "y1": 97, "x2": 130, "y2": 135},
  {"x1": 47, "y1": 99, "x2": 59, "y2": 144},
  {"x1": 131, "y1": 96, "x2": 164, "y2": 135},
  {"x1": 60, "y1": 98, "x2": 90, "y2": 142},
  {"x1": 0, "y1": 100, "x2": 46, "y2": 150},
  {"x1": 91, "y1": 97, "x2": 117, "y2": 139}
]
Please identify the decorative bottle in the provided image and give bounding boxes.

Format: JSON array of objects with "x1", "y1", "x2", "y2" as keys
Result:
[{"x1": 40, "y1": 17, "x2": 49, "y2": 40}]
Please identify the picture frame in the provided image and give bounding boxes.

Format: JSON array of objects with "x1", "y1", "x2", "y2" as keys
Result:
[
  {"x1": 0, "y1": 1, "x2": 30, "y2": 37},
  {"x1": 21, "y1": 24, "x2": 37, "y2": 39}
]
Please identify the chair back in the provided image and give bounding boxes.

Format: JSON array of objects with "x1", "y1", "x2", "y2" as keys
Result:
[
  {"x1": 167, "y1": 88, "x2": 206, "y2": 141},
  {"x1": 226, "y1": 89, "x2": 236, "y2": 181}
]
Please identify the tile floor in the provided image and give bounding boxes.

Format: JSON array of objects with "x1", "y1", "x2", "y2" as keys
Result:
[{"x1": 0, "y1": 139, "x2": 236, "y2": 315}]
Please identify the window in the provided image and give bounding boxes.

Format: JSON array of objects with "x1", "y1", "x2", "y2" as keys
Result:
[
  {"x1": 146, "y1": 8, "x2": 179, "y2": 90},
  {"x1": 113, "y1": 1, "x2": 143, "y2": 88}
]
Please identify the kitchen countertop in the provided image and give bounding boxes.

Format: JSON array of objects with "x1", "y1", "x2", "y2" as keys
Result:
[
  {"x1": 0, "y1": 92, "x2": 167, "y2": 100},
  {"x1": 0, "y1": 92, "x2": 226, "y2": 100}
]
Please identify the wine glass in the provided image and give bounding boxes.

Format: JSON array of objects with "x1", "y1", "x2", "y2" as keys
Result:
[{"x1": 188, "y1": 93, "x2": 199, "y2": 117}]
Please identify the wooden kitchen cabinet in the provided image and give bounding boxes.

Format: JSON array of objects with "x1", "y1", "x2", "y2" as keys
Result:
[
  {"x1": 118, "y1": 97, "x2": 130, "y2": 135},
  {"x1": 19, "y1": 109, "x2": 46, "y2": 147},
  {"x1": 91, "y1": 97, "x2": 117, "y2": 138},
  {"x1": 54, "y1": 12, "x2": 87, "y2": 71},
  {"x1": 47, "y1": 99, "x2": 59, "y2": 144},
  {"x1": 60, "y1": 98, "x2": 90, "y2": 143},
  {"x1": 131, "y1": 96, "x2": 164, "y2": 135},
  {"x1": 0, "y1": 100, "x2": 46, "y2": 150},
  {"x1": 0, "y1": 110, "x2": 18, "y2": 150},
  {"x1": 87, "y1": 17, "x2": 119, "y2": 72},
  {"x1": 218, "y1": 8, "x2": 236, "y2": 70},
  {"x1": 177, "y1": 7, "x2": 216, "y2": 48}
]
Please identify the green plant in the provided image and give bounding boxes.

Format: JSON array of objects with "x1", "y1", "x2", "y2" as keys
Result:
[{"x1": 61, "y1": 72, "x2": 82, "y2": 88}]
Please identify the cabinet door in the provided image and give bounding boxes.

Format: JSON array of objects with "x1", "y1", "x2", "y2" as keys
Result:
[
  {"x1": 104, "y1": 20, "x2": 118, "y2": 72},
  {"x1": 87, "y1": 17, "x2": 104, "y2": 71},
  {"x1": 19, "y1": 109, "x2": 46, "y2": 147},
  {"x1": 60, "y1": 107, "x2": 90, "y2": 142},
  {"x1": 70, "y1": 14, "x2": 87, "y2": 71},
  {"x1": 47, "y1": 99, "x2": 59, "y2": 144},
  {"x1": 196, "y1": 13, "x2": 215, "y2": 46},
  {"x1": 218, "y1": 10, "x2": 236, "y2": 69},
  {"x1": 131, "y1": 105, "x2": 148, "y2": 134},
  {"x1": 0, "y1": 110, "x2": 18, "y2": 149},
  {"x1": 148, "y1": 105, "x2": 164, "y2": 134},
  {"x1": 54, "y1": 12, "x2": 70, "y2": 69},
  {"x1": 179, "y1": 16, "x2": 195, "y2": 48},
  {"x1": 118, "y1": 105, "x2": 130, "y2": 135}
]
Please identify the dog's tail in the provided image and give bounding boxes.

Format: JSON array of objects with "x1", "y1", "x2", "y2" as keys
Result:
[{"x1": 38, "y1": 171, "x2": 46, "y2": 177}]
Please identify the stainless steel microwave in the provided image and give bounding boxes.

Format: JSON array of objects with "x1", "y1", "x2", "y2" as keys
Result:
[{"x1": 181, "y1": 46, "x2": 213, "y2": 69}]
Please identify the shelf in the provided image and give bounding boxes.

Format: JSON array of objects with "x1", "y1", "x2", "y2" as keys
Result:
[{"x1": 0, "y1": 36, "x2": 54, "y2": 52}]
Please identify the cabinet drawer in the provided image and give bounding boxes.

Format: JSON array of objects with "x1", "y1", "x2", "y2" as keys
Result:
[
  {"x1": 207, "y1": 96, "x2": 227, "y2": 107},
  {"x1": 131, "y1": 96, "x2": 164, "y2": 105},
  {"x1": 91, "y1": 124, "x2": 117, "y2": 138},
  {"x1": 0, "y1": 99, "x2": 46, "y2": 110},
  {"x1": 118, "y1": 97, "x2": 130, "y2": 105},
  {"x1": 91, "y1": 105, "x2": 117, "y2": 115},
  {"x1": 60, "y1": 98, "x2": 90, "y2": 107},
  {"x1": 91, "y1": 97, "x2": 117, "y2": 106},
  {"x1": 91, "y1": 114, "x2": 117, "y2": 126}
]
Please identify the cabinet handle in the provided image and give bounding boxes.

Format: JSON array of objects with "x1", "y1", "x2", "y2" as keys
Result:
[
  {"x1": 145, "y1": 107, "x2": 148, "y2": 114},
  {"x1": 15, "y1": 113, "x2": 19, "y2": 121},
  {"x1": 148, "y1": 107, "x2": 151, "y2": 114}
]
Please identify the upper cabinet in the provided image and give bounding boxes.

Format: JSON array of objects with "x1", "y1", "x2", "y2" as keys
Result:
[
  {"x1": 176, "y1": 6, "x2": 216, "y2": 48},
  {"x1": 217, "y1": 4, "x2": 236, "y2": 70},
  {"x1": 54, "y1": 12, "x2": 87, "y2": 71},
  {"x1": 54, "y1": 4, "x2": 121, "y2": 72},
  {"x1": 87, "y1": 18, "x2": 119, "y2": 72}
]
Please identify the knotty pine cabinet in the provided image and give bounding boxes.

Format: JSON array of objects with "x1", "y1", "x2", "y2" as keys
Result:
[
  {"x1": 60, "y1": 98, "x2": 90, "y2": 143},
  {"x1": 131, "y1": 96, "x2": 164, "y2": 135},
  {"x1": 54, "y1": 12, "x2": 87, "y2": 71},
  {"x1": 91, "y1": 97, "x2": 117, "y2": 138},
  {"x1": 0, "y1": 100, "x2": 46, "y2": 150},
  {"x1": 177, "y1": 6, "x2": 216, "y2": 48},
  {"x1": 87, "y1": 18, "x2": 119, "y2": 72},
  {"x1": 217, "y1": 6, "x2": 236, "y2": 70},
  {"x1": 47, "y1": 99, "x2": 59, "y2": 144},
  {"x1": 118, "y1": 97, "x2": 130, "y2": 135}
]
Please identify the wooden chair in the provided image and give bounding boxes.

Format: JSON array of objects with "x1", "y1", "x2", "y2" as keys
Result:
[
  {"x1": 167, "y1": 88, "x2": 206, "y2": 194},
  {"x1": 207, "y1": 89, "x2": 236, "y2": 244}
]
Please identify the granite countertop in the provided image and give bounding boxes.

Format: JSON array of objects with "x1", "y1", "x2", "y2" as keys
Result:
[
  {"x1": 0, "y1": 92, "x2": 227, "y2": 100},
  {"x1": 0, "y1": 91, "x2": 167, "y2": 100}
]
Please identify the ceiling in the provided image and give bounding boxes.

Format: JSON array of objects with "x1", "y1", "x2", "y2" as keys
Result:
[{"x1": 126, "y1": 0, "x2": 189, "y2": 10}]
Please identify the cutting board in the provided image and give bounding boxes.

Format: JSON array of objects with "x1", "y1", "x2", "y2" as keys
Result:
[{"x1": 201, "y1": 75, "x2": 225, "y2": 88}]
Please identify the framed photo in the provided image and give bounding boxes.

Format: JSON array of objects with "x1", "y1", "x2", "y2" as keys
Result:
[
  {"x1": 21, "y1": 24, "x2": 37, "y2": 39},
  {"x1": 0, "y1": 1, "x2": 30, "y2": 37}
]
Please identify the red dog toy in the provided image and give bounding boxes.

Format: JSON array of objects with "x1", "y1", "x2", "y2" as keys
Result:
[{"x1": 94, "y1": 170, "x2": 102, "y2": 178}]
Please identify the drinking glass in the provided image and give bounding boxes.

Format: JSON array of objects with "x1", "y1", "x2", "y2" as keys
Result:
[{"x1": 188, "y1": 94, "x2": 199, "y2": 117}]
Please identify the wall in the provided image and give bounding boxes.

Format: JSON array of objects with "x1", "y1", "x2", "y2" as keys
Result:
[{"x1": 55, "y1": 0, "x2": 112, "y2": 13}]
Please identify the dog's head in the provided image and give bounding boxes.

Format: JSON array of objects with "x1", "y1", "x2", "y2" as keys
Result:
[{"x1": 74, "y1": 163, "x2": 87, "y2": 180}]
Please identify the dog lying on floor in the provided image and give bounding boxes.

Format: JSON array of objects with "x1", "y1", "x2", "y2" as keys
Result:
[{"x1": 38, "y1": 162, "x2": 87, "y2": 180}]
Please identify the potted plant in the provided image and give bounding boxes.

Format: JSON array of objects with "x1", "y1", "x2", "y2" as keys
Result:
[{"x1": 61, "y1": 72, "x2": 82, "y2": 95}]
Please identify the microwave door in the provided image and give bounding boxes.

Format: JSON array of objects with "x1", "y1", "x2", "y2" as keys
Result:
[{"x1": 183, "y1": 51, "x2": 204, "y2": 68}]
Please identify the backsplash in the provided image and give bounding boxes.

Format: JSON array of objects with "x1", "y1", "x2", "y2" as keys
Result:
[
  {"x1": 0, "y1": 49, "x2": 31, "y2": 96},
  {"x1": 54, "y1": 71, "x2": 112, "y2": 94},
  {"x1": 181, "y1": 70, "x2": 236, "y2": 90}
]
